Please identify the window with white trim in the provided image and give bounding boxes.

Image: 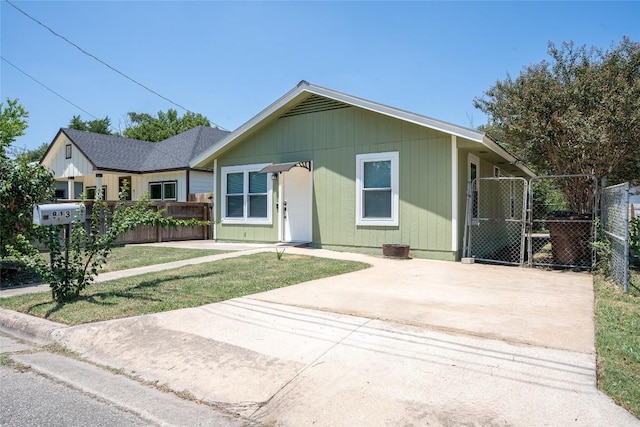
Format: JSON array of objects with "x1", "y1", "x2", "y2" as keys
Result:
[
  {"x1": 356, "y1": 152, "x2": 399, "y2": 226},
  {"x1": 221, "y1": 164, "x2": 272, "y2": 224},
  {"x1": 149, "y1": 181, "x2": 177, "y2": 201}
]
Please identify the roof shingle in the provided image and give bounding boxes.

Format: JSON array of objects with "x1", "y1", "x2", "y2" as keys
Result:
[{"x1": 60, "y1": 126, "x2": 230, "y2": 173}]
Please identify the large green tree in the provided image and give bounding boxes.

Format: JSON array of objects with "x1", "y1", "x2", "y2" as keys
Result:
[
  {"x1": 68, "y1": 115, "x2": 113, "y2": 134},
  {"x1": 123, "y1": 108, "x2": 211, "y2": 142},
  {"x1": 474, "y1": 37, "x2": 640, "y2": 186},
  {"x1": 0, "y1": 99, "x2": 54, "y2": 258}
]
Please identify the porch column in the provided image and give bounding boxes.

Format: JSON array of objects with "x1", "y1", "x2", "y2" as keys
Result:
[{"x1": 67, "y1": 177, "x2": 74, "y2": 200}]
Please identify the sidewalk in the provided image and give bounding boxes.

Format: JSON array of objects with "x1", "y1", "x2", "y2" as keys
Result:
[{"x1": 1, "y1": 242, "x2": 638, "y2": 426}]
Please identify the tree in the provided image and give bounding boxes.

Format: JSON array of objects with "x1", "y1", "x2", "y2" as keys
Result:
[
  {"x1": 474, "y1": 37, "x2": 640, "y2": 191},
  {"x1": 0, "y1": 99, "x2": 28, "y2": 153},
  {"x1": 0, "y1": 99, "x2": 55, "y2": 258},
  {"x1": 123, "y1": 108, "x2": 211, "y2": 142},
  {"x1": 15, "y1": 142, "x2": 49, "y2": 163},
  {"x1": 9, "y1": 186, "x2": 207, "y2": 301},
  {"x1": 68, "y1": 115, "x2": 113, "y2": 134}
]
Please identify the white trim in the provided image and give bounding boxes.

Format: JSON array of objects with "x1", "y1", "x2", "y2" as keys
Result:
[
  {"x1": 213, "y1": 158, "x2": 217, "y2": 240},
  {"x1": 451, "y1": 136, "x2": 458, "y2": 252},
  {"x1": 220, "y1": 163, "x2": 272, "y2": 225},
  {"x1": 468, "y1": 153, "x2": 480, "y2": 225},
  {"x1": 355, "y1": 151, "x2": 399, "y2": 226},
  {"x1": 468, "y1": 153, "x2": 479, "y2": 181},
  {"x1": 278, "y1": 172, "x2": 284, "y2": 241}
]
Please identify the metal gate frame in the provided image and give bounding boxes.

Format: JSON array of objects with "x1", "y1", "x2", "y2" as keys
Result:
[
  {"x1": 601, "y1": 181, "x2": 630, "y2": 292},
  {"x1": 463, "y1": 177, "x2": 529, "y2": 266},
  {"x1": 528, "y1": 174, "x2": 597, "y2": 269}
]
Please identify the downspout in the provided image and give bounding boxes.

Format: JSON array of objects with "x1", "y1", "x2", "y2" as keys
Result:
[
  {"x1": 213, "y1": 159, "x2": 217, "y2": 241},
  {"x1": 451, "y1": 136, "x2": 458, "y2": 256}
]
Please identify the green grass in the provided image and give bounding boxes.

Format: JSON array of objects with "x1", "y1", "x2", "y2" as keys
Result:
[
  {"x1": 98, "y1": 246, "x2": 229, "y2": 272},
  {"x1": 0, "y1": 246, "x2": 228, "y2": 287},
  {"x1": 595, "y1": 268, "x2": 640, "y2": 418},
  {"x1": 0, "y1": 252, "x2": 369, "y2": 325}
]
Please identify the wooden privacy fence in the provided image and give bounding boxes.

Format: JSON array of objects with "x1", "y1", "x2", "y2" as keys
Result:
[{"x1": 78, "y1": 201, "x2": 212, "y2": 245}]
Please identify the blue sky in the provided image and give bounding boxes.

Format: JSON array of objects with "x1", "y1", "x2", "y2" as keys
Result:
[{"x1": 2, "y1": 1, "x2": 638, "y2": 152}]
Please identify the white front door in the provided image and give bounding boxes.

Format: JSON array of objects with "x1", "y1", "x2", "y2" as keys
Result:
[{"x1": 282, "y1": 165, "x2": 312, "y2": 242}]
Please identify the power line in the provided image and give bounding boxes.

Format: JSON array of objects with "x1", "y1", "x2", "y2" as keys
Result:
[
  {"x1": 2, "y1": 56, "x2": 102, "y2": 122},
  {"x1": 4, "y1": 0, "x2": 227, "y2": 131}
]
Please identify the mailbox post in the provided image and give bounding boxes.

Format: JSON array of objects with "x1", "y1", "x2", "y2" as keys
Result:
[{"x1": 33, "y1": 203, "x2": 85, "y2": 297}]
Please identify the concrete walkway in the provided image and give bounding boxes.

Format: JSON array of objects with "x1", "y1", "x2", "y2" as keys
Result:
[{"x1": 1, "y1": 242, "x2": 638, "y2": 426}]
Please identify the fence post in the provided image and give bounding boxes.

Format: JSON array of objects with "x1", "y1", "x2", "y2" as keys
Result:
[{"x1": 156, "y1": 204, "x2": 164, "y2": 243}]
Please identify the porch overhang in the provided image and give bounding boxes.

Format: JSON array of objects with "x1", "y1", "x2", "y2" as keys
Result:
[{"x1": 259, "y1": 161, "x2": 311, "y2": 174}]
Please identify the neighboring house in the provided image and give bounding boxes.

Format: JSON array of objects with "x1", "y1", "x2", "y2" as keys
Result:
[
  {"x1": 40, "y1": 126, "x2": 229, "y2": 202},
  {"x1": 190, "y1": 81, "x2": 535, "y2": 260}
]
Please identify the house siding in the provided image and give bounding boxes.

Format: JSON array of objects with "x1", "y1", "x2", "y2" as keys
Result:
[
  {"x1": 43, "y1": 134, "x2": 94, "y2": 178},
  {"x1": 216, "y1": 106, "x2": 455, "y2": 260},
  {"x1": 189, "y1": 170, "x2": 214, "y2": 195}
]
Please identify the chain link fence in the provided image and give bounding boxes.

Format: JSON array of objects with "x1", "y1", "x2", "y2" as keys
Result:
[
  {"x1": 528, "y1": 175, "x2": 597, "y2": 269},
  {"x1": 463, "y1": 177, "x2": 528, "y2": 265},
  {"x1": 601, "y1": 182, "x2": 630, "y2": 292},
  {"x1": 464, "y1": 174, "x2": 597, "y2": 270}
]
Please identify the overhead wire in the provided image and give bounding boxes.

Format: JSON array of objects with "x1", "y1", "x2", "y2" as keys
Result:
[
  {"x1": 4, "y1": 0, "x2": 227, "y2": 131},
  {"x1": 2, "y1": 56, "x2": 104, "y2": 122}
]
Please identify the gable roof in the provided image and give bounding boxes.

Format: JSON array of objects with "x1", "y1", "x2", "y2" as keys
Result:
[
  {"x1": 189, "y1": 81, "x2": 535, "y2": 177},
  {"x1": 47, "y1": 126, "x2": 230, "y2": 174}
]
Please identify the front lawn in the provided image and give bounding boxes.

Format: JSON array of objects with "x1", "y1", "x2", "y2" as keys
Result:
[
  {"x1": 0, "y1": 246, "x2": 228, "y2": 288},
  {"x1": 0, "y1": 252, "x2": 369, "y2": 325},
  {"x1": 595, "y1": 268, "x2": 640, "y2": 418}
]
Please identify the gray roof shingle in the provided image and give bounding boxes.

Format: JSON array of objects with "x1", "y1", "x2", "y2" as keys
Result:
[{"x1": 60, "y1": 126, "x2": 230, "y2": 173}]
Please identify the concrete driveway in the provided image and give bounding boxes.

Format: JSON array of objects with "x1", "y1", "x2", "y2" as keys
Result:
[{"x1": 2, "y1": 244, "x2": 637, "y2": 426}]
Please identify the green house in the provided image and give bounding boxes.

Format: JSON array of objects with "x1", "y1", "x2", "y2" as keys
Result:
[{"x1": 191, "y1": 81, "x2": 534, "y2": 260}]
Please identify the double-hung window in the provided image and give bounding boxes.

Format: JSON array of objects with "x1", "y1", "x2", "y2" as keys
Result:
[
  {"x1": 356, "y1": 152, "x2": 399, "y2": 226},
  {"x1": 221, "y1": 164, "x2": 272, "y2": 224},
  {"x1": 149, "y1": 181, "x2": 177, "y2": 201}
]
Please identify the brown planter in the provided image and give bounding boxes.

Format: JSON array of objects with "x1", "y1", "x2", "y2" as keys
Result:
[
  {"x1": 546, "y1": 214, "x2": 592, "y2": 266},
  {"x1": 382, "y1": 244, "x2": 410, "y2": 259}
]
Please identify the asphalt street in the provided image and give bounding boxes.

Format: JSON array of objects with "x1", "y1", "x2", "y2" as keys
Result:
[
  {"x1": 0, "y1": 331, "x2": 250, "y2": 426},
  {"x1": 0, "y1": 366, "x2": 149, "y2": 427}
]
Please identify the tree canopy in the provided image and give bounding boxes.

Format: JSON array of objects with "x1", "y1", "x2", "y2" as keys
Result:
[
  {"x1": 0, "y1": 99, "x2": 29, "y2": 155},
  {"x1": 123, "y1": 109, "x2": 211, "y2": 142},
  {"x1": 0, "y1": 99, "x2": 54, "y2": 258},
  {"x1": 68, "y1": 115, "x2": 114, "y2": 135},
  {"x1": 474, "y1": 37, "x2": 640, "y2": 185}
]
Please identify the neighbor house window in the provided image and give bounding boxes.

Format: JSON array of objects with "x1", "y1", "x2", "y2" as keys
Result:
[
  {"x1": 85, "y1": 186, "x2": 106, "y2": 200},
  {"x1": 221, "y1": 164, "x2": 272, "y2": 224},
  {"x1": 65, "y1": 144, "x2": 72, "y2": 159},
  {"x1": 355, "y1": 152, "x2": 399, "y2": 226},
  {"x1": 149, "y1": 181, "x2": 177, "y2": 201}
]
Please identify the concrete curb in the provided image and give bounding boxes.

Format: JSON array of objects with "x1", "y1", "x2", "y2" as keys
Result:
[{"x1": 0, "y1": 307, "x2": 66, "y2": 344}]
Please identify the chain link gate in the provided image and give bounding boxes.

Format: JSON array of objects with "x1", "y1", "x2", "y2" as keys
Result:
[
  {"x1": 464, "y1": 174, "x2": 597, "y2": 269},
  {"x1": 463, "y1": 177, "x2": 528, "y2": 265},
  {"x1": 529, "y1": 175, "x2": 597, "y2": 269},
  {"x1": 601, "y1": 182, "x2": 630, "y2": 292}
]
